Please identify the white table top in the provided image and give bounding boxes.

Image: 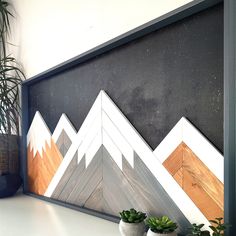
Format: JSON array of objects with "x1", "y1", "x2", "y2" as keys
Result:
[{"x1": 0, "y1": 193, "x2": 120, "y2": 236}]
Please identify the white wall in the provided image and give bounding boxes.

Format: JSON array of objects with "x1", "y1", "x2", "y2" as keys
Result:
[{"x1": 11, "y1": 0, "x2": 192, "y2": 78}]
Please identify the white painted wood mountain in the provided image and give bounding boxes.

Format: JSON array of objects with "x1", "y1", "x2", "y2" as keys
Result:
[{"x1": 27, "y1": 90, "x2": 224, "y2": 234}]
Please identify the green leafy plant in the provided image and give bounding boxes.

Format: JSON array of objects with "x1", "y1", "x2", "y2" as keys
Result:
[
  {"x1": 209, "y1": 217, "x2": 228, "y2": 236},
  {"x1": 146, "y1": 216, "x2": 177, "y2": 234},
  {"x1": 0, "y1": 0, "x2": 24, "y2": 175},
  {"x1": 119, "y1": 208, "x2": 147, "y2": 223},
  {"x1": 187, "y1": 223, "x2": 210, "y2": 236},
  {"x1": 0, "y1": 0, "x2": 25, "y2": 136},
  {"x1": 0, "y1": 56, "x2": 24, "y2": 135},
  {"x1": 0, "y1": 0, "x2": 12, "y2": 58}
]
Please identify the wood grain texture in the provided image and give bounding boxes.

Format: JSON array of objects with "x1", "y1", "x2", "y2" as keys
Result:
[
  {"x1": 163, "y1": 142, "x2": 224, "y2": 220},
  {"x1": 27, "y1": 139, "x2": 63, "y2": 195},
  {"x1": 51, "y1": 151, "x2": 78, "y2": 199},
  {"x1": 40, "y1": 92, "x2": 210, "y2": 226},
  {"x1": 84, "y1": 181, "x2": 103, "y2": 212},
  {"x1": 51, "y1": 146, "x2": 190, "y2": 234},
  {"x1": 65, "y1": 147, "x2": 103, "y2": 204},
  {"x1": 173, "y1": 167, "x2": 183, "y2": 188},
  {"x1": 102, "y1": 148, "x2": 140, "y2": 216},
  {"x1": 57, "y1": 156, "x2": 86, "y2": 202},
  {"x1": 163, "y1": 143, "x2": 183, "y2": 174},
  {"x1": 74, "y1": 159, "x2": 102, "y2": 205},
  {"x1": 131, "y1": 153, "x2": 190, "y2": 233},
  {"x1": 183, "y1": 168, "x2": 223, "y2": 220},
  {"x1": 56, "y1": 129, "x2": 72, "y2": 157}
]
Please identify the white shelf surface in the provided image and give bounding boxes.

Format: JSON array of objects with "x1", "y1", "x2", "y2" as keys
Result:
[{"x1": 0, "y1": 193, "x2": 120, "y2": 236}]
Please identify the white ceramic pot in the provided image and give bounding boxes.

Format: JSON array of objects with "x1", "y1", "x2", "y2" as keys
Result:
[
  {"x1": 119, "y1": 220, "x2": 145, "y2": 236},
  {"x1": 146, "y1": 229, "x2": 177, "y2": 236}
]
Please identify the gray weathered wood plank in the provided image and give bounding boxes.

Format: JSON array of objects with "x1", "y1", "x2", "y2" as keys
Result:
[
  {"x1": 132, "y1": 152, "x2": 191, "y2": 233},
  {"x1": 103, "y1": 147, "x2": 142, "y2": 216},
  {"x1": 57, "y1": 155, "x2": 86, "y2": 202},
  {"x1": 84, "y1": 181, "x2": 103, "y2": 212},
  {"x1": 74, "y1": 160, "x2": 102, "y2": 206},
  {"x1": 51, "y1": 146, "x2": 190, "y2": 234},
  {"x1": 66, "y1": 147, "x2": 103, "y2": 204},
  {"x1": 51, "y1": 151, "x2": 78, "y2": 199},
  {"x1": 56, "y1": 129, "x2": 72, "y2": 157}
]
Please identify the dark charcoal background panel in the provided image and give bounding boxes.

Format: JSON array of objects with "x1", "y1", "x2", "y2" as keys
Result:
[{"x1": 28, "y1": 4, "x2": 223, "y2": 152}]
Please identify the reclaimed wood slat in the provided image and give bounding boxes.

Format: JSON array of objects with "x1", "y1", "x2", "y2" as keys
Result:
[
  {"x1": 183, "y1": 168, "x2": 223, "y2": 220},
  {"x1": 75, "y1": 161, "x2": 102, "y2": 206},
  {"x1": 163, "y1": 144, "x2": 183, "y2": 175},
  {"x1": 183, "y1": 143, "x2": 224, "y2": 210},
  {"x1": 164, "y1": 142, "x2": 224, "y2": 221},
  {"x1": 51, "y1": 151, "x2": 78, "y2": 199},
  {"x1": 27, "y1": 139, "x2": 63, "y2": 195},
  {"x1": 103, "y1": 147, "x2": 139, "y2": 215},
  {"x1": 57, "y1": 156, "x2": 85, "y2": 202},
  {"x1": 132, "y1": 152, "x2": 190, "y2": 233},
  {"x1": 66, "y1": 147, "x2": 103, "y2": 204},
  {"x1": 56, "y1": 129, "x2": 72, "y2": 157},
  {"x1": 52, "y1": 152, "x2": 78, "y2": 199},
  {"x1": 84, "y1": 181, "x2": 103, "y2": 212}
]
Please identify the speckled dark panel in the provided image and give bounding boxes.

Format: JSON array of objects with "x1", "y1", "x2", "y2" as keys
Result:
[{"x1": 28, "y1": 4, "x2": 223, "y2": 152}]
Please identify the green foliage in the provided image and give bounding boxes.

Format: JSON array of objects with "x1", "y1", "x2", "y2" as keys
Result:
[
  {"x1": 0, "y1": 0, "x2": 25, "y2": 135},
  {"x1": 187, "y1": 223, "x2": 210, "y2": 236},
  {"x1": 146, "y1": 216, "x2": 177, "y2": 234},
  {"x1": 119, "y1": 208, "x2": 147, "y2": 223},
  {"x1": 0, "y1": 0, "x2": 12, "y2": 58},
  {"x1": 209, "y1": 217, "x2": 229, "y2": 236},
  {"x1": 188, "y1": 218, "x2": 230, "y2": 236}
]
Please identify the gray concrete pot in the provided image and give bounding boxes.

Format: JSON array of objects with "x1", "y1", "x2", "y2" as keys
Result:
[
  {"x1": 147, "y1": 229, "x2": 177, "y2": 236},
  {"x1": 119, "y1": 220, "x2": 145, "y2": 236}
]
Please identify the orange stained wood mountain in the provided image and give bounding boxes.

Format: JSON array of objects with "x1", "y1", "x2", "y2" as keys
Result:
[
  {"x1": 27, "y1": 139, "x2": 63, "y2": 195},
  {"x1": 163, "y1": 142, "x2": 224, "y2": 221}
]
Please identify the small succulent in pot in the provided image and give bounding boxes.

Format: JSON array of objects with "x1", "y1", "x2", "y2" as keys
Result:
[
  {"x1": 187, "y1": 223, "x2": 210, "y2": 236},
  {"x1": 146, "y1": 216, "x2": 178, "y2": 236},
  {"x1": 119, "y1": 208, "x2": 147, "y2": 236},
  {"x1": 120, "y1": 208, "x2": 147, "y2": 223},
  {"x1": 209, "y1": 217, "x2": 229, "y2": 236}
]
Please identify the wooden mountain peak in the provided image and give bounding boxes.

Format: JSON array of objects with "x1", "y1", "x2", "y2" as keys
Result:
[{"x1": 163, "y1": 142, "x2": 223, "y2": 221}]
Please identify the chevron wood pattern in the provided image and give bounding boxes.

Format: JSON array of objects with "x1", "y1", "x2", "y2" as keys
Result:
[
  {"x1": 51, "y1": 151, "x2": 79, "y2": 199},
  {"x1": 102, "y1": 147, "x2": 139, "y2": 216},
  {"x1": 51, "y1": 146, "x2": 190, "y2": 234},
  {"x1": 27, "y1": 139, "x2": 63, "y2": 195},
  {"x1": 163, "y1": 142, "x2": 224, "y2": 221},
  {"x1": 57, "y1": 155, "x2": 86, "y2": 202},
  {"x1": 84, "y1": 181, "x2": 103, "y2": 212},
  {"x1": 154, "y1": 117, "x2": 223, "y2": 183},
  {"x1": 130, "y1": 153, "x2": 190, "y2": 233},
  {"x1": 56, "y1": 129, "x2": 72, "y2": 157},
  {"x1": 52, "y1": 114, "x2": 76, "y2": 157},
  {"x1": 27, "y1": 91, "x2": 224, "y2": 231}
]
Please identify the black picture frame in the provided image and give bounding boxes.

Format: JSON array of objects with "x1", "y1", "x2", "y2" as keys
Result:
[
  {"x1": 21, "y1": 0, "x2": 235, "y2": 234},
  {"x1": 224, "y1": 0, "x2": 236, "y2": 235}
]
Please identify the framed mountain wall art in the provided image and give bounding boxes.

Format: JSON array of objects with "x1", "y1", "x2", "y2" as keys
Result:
[{"x1": 21, "y1": 1, "x2": 227, "y2": 235}]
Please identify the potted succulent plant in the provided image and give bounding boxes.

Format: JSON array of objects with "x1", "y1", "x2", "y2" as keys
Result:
[
  {"x1": 0, "y1": 0, "x2": 24, "y2": 197},
  {"x1": 209, "y1": 217, "x2": 229, "y2": 236},
  {"x1": 146, "y1": 216, "x2": 178, "y2": 236},
  {"x1": 119, "y1": 208, "x2": 147, "y2": 236},
  {"x1": 187, "y1": 223, "x2": 210, "y2": 236}
]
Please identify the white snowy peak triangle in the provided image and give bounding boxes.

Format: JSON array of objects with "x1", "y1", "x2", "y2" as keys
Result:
[
  {"x1": 52, "y1": 113, "x2": 77, "y2": 143},
  {"x1": 27, "y1": 112, "x2": 77, "y2": 158},
  {"x1": 27, "y1": 111, "x2": 52, "y2": 157}
]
